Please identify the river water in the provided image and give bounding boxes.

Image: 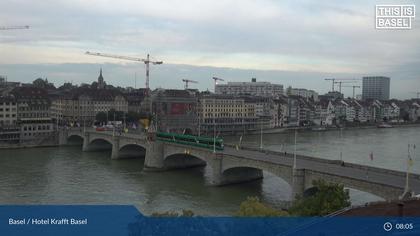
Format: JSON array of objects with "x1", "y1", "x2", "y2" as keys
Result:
[{"x1": 0, "y1": 126, "x2": 419, "y2": 216}]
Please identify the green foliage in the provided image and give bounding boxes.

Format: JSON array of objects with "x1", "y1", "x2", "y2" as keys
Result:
[
  {"x1": 289, "y1": 179, "x2": 350, "y2": 216},
  {"x1": 95, "y1": 112, "x2": 107, "y2": 123},
  {"x1": 151, "y1": 210, "x2": 194, "y2": 217},
  {"x1": 32, "y1": 78, "x2": 55, "y2": 89},
  {"x1": 236, "y1": 197, "x2": 288, "y2": 217},
  {"x1": 126, "y1": 111, "x2": 142, "y2": 123},
  {"x1": 108, "y1": 109, "x2": 124, "y2": 121}
]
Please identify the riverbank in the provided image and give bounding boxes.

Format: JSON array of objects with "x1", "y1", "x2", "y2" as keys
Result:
[
  {"x1": 0, "y1": 134, "x2": 59, "y2": 149},
  {"x1": 244, "y1": 121, "x2": 420, "y2": 136}
]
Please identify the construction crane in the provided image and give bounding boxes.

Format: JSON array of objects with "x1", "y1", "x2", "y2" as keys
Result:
[
  {"x1": 0, "y1": 25, "x2": 29, "y2": 30},
  {"x1": 324, "y1": 78, "x2": 336, "y2": 92},
  {"x1": 325, "y1": 78, "x2": 360, "y2": 92},
  {"x1": 85, "y1": 51, "x2": 162, "y2": 92},
  {"x1": 212, "y1": 77, "x2": 224, "y2": 92},
  {"x1": 182, "y1": 79, "x2": 198, "y2": 90},
  {"x1": 334, "y1": 81, "x2": 357, "y2": 93},
  {"x1": 412, "y1": 92, "x2": 420, "y2": 99},
  {"x1": 342, "y1": 85, "x2": 361, "y2": 98}
]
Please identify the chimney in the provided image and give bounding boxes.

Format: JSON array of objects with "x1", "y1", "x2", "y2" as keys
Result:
[{"x1": 251, "y1": 78, "x2": 256, "y2": 82}]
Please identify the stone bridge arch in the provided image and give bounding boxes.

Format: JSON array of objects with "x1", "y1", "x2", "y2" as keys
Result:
[
  {"x1": 84, "y1": 137, "x2": 113, "y2": 152},
  {"x1": 118, "y1": 141, "x2": 148, "y2": 159},
  {"x1": 303, "y1": 170, "x2": 400, "y2": 201},
  {"x1": 163, "y1": 144, "x2": 210, "y2": 170},
  {"x1": 66, "y1": 134, "x2": 84, "y2": 144},
  {"x1": 220, "y1": 155, "x2": 294, "y2": 187}
]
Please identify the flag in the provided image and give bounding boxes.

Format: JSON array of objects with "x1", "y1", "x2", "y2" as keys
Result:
[{"x1": 369, "y1": 152, "x2": 373, "y2": 161}]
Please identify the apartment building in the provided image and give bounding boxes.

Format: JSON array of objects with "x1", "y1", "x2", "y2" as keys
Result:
[
  {"x1": 51, "y1": 88, "x2": 128, "y2": 125},
  {"x1": 11, "y1": 87, "x2": 54, "y2": 141},
  {"x1": 198, "y1": 94, "x2": 258, "y2": 134},
  {"x1": 152, "y1": 89, "x2": 198, "y2": 134},
  {"x1": 215, "y1": 78, "x2": 283, "y2": 98},
  {"x1": 0, "y1": 96, "x2": 19, "y2": 142}
]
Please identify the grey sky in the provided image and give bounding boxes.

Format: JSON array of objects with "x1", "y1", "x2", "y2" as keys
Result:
[{"x1": 0, "y1": 0, "x2": 419, "y2": 99}]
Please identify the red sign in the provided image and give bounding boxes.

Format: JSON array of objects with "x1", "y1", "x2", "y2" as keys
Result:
[{"x1": 170, "y1": 103, "x2": 192, "y2": 115}]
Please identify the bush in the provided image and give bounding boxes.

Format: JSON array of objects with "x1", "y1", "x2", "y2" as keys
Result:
[
  {"x1": 236, "y1": 197, "x2": 288, "y2": 217},
  {"x1": 289, "y1": 179, "x2": 350, "y2": 216}
]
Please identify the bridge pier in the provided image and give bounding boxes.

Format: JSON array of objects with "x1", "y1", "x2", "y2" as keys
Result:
[
  {"x1": 143, "y1": 141, "x2": 165, "y2": 171},
  {"x1": 292, "y1": 168, "x2": 305, "y2": 198},
  {"x1": 111, "y1": 137, "x2": 120, "y2": 159},
  {"x1": 82, "y1": 133, "x2": 90, "y2": 152},
  {"x1": 58, "y1": 130, "x2": 68, "y2": 145}
]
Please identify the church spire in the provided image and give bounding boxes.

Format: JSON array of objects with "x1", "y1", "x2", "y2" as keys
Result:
[{"x1": 98, "y1": 68, "x2": 105, "y2": 89}]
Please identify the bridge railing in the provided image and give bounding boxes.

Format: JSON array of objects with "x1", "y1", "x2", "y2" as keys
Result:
[{"x1": 225, "y1": 143, "x2": 420, "y2": 181}]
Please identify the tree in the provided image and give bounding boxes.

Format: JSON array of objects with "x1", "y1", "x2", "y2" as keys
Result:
[
  {"x1": 151, "y1": 210, "x2": 194, "y2": 217},
  {"x1": 236, "y1": 197, "x2": 288, "y2": 217},
  {"x1": 126, "y1": 111, "x2": 141, "y2": 123},
  {"x1": 108, "y1": 109, "x2": 124, "y2": 121},
  {"x1": 33, "y1": 78, "x2": 55, "y2": 89},
  {"x1": 289, "y1": 179, "x2": 350, "y2": 216},
  {"x1": 95, "y1": 112, "x2": 107, "y2": 123},
  {"x1": 286, "y1": 86, "x2": 292, "y2": 96},
  {"x1": 58, "y1": 82, "x2": 76, "y2": 90},
  {"x1": 91, "y1": 81, "x2": 99, "y2": 89}
]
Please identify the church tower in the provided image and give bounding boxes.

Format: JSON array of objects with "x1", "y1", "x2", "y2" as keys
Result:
[{"x1": 98, "y1": 68, "x2": 105, "y2": 89}]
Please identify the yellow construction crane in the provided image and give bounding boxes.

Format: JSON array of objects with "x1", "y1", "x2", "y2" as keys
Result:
[
  {"x1": 85, "y1": 51, "x2": 162, "y2": 92},
  {"x1": 342, "y1": 85, "x2": 361, "y2": 98},
  {"x1": 182, "y1": 79, "x2": 198, "y2": 89},
  {"x1": 0, "y1": 25, "x2": 29, "y2": 30}
]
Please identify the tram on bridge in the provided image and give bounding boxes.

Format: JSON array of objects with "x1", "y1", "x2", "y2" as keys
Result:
[{"x1": 156, "y1": 132, "x2": 224, "y2": 151}]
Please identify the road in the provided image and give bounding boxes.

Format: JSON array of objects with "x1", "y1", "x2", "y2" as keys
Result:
[{"x1": 222, "y1": 146, "x2": 420, "y2": 193}]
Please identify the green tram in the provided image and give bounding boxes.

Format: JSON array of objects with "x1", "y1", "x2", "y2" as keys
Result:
[{"x1": 156, "y1": 132, "x2": 224, "y2": 151}]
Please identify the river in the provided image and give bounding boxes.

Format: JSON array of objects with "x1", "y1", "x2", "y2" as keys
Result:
[{"x1": 0, "y1": 126, "x2": 419, "y2": 216}]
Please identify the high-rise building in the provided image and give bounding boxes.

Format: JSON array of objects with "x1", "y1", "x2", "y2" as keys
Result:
[
  {"x1": 362, "y1": 76, "x2": 390, "y2": 100},
  {"x1": 215, "y1": 78, "x2": 283, "y2": 98}
]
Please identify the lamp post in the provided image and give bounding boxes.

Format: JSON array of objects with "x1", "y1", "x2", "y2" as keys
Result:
[
  {"x1": 113, "y1": 112, "x2": 115, "y2": 137},
  {"x1": 259, "y1": 119, "x2": 263, "y2": 150},
  {"x1": 293, "y1": 128, "x2": 297, "y2": 170},
  {"x1": 198, "y1": 111, "x2": 201, "y2": 137},
  {"x1": 404, "y1": 144, "x2": 412, "y2": 194},
  {"x1": 213, "y1": 98, "x2": 216, "y2": 153},
  {"x1": 339, "y1": 128, "x2": 343, "y2": 162}
]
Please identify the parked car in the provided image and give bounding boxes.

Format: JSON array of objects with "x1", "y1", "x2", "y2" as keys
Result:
[{"x1": 96, "y1": 127, "x2": 106, "y2": 131}]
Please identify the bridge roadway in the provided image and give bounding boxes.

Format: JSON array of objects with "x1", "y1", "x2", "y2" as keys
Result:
[
  {"x1": 223, "y1": 146, "x2": 420, "y2": 197},
  {"x1": 60, "y1": 129, "x2": 420, "y2": 201}
]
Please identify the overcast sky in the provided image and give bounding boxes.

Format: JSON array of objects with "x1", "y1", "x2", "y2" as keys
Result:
[{"x1": 0, "y1": 0, "x2": 419, "y2": 99}]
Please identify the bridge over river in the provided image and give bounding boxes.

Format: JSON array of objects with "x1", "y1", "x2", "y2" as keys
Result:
[{"x1": 59, "y1": 129, "x2": 420, "y2": 201}]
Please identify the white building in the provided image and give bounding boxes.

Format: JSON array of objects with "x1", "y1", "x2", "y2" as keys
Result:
[
  {"x1": 288, "y1": 88, "x2": 319, "y2": 101},
  {"x1": 0, "y1": 96, "x2": 17, "y2": 126},
  {"x1": 215, "y1": 78, "x2": 283, "y2": 98},
  {"x1": 313, "y1": 100, "x2": 335, "y2": 126}
]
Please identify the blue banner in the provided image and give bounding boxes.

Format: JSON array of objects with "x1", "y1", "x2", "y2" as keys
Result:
[{"x1": 1, "y1": 205, "x2": 420, "y2": 236}]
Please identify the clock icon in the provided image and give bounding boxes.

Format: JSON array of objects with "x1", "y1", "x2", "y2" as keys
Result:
[{"x1": 384, "y1": 222, "x2": 393, "y2": 232}]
